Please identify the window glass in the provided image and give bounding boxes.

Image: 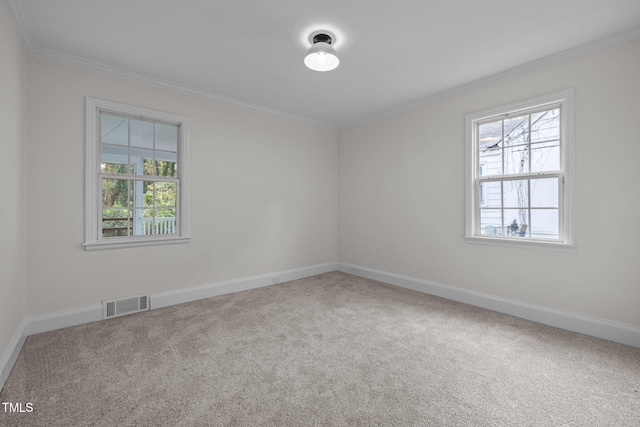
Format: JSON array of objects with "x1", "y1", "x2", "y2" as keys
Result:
[
  {"x1": 86, "y1": 97, "x2": 189, "y2": 250},
  {"x1": 465, "y1": 89, "x2": 573, "y2": 249},
  {"x1": 101, "y1": 114, "x2": 128, "y2": 146}
]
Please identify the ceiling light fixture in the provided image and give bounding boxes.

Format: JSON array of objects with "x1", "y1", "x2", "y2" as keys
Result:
[{"x1": 304, "y1": 32, "x2": 339, "y2": 72}]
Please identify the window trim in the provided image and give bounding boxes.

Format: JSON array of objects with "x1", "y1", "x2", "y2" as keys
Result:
[
  {"x1": 84, "y1": 97, "x2": 190, "y2": 251},
  {"x1": 464, "y1": 89, "x2": 576, "y2": 251}
]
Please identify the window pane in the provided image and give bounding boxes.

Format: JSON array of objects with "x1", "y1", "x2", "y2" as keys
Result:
[
  {"x1": 101, "y1": 143, "x2": 129, "y2": 170},
  {"x1": 504, "y1": 209, "x2": 528, "y2": 237},
  {"x1": 504, "y1": 116, "x2": 529, "y2": 146},
  {"x1": 140, "y1": 212, "x2": 153, "y2": 236},
  {"x1": 101, "y1": 161, "x2": 131, "y2": 174},
  {"x1": 479, "y1": 121, "x2": 502, "y2": 150},
  {"x1": 130, "y1": 148, "x2": 154, "y2": 175},
  {"x1": 481, "y1": 181, "x2": 501, "y2": 207},
  {"x1": 156, "y1": 123, "x2": 178, "y2": 152},
  {"x1": 530, "y1": 209, "x2": 559, "y2": 240},
  {"x1": 531, "y1": 178, "x2": 558, "y2": 208},
  {"x1": 480, "y1": 209, "x2": 502, "y2": 236},
  {"x1": 127, "y1": 180, "x2": 144, "y2": 208},
  {"x1": 130, "y1": 119, "x2": 154, "y2": 149},
  {"x1": 102, "y1": 208, "x2": 129, "y2": 237},
  {"x1": 156, "y1": 208, "x2": 176, "y2": 235},
  {"x1": 130, "y1": 208, "x2": 176, "y2": 236},
  {"x1": 155, "y1": 152, "x2": 177, "y2": 177},
  {"x1": 101, "y1": 114, "x2": 128, "y2": 146},
  {"x1": 144, "y1": 158, "x2": 157, "y2": 176},
  {"x1": 102, "y1": 178, "x2": 130, "y2": 208},
  {"x1": 504, "y1": 145, "x2": 529, "y2": 175},
  {"x1": 503, "y1": 180, "x2": 528, "y2": 208},
  {"x1": 142, "y1": 181, "x2": 154, "y2": 208},
  {"x1": 531, "y1": 108, "x2": 559, "y2": 142},
  {"x1": 156, "y1": 182, "x2": 177, "y2": 207},
  {"x1": 132, "y1": 208, "x2": 154, "y2": 236},
  {"x1": 531, "y1": 141, "x2": 559, "y2": 172},
  {"x1": 479, "y1": 148, "x2": 502, "y2": 176}
]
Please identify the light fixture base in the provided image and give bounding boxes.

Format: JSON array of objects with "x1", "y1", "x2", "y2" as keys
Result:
[{"x1": 308, "y1": 30, "x2": 337, "y2": 46}]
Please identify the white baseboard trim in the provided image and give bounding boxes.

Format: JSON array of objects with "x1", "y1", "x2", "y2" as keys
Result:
[
  {"x1": 3, "y1": 263, "x2": 336, "y2": 390},
  {"x1": 151, "y1": 262, "x2": 338, "y2": 309},
  {"x1": 9, "y1": 259, "x2": 635, "y2": 389},
  {"x1": 19, "y1": 263, "x2": 338, "y2": 339},
  {"x1": 338, "y1": 262, "x2": 640, "y2": 348},
  {"x1": 26, "y1": 304, "x2": 103, "y2": 336},
  {"x1": 0, "y1": 319, "x2": 27, "y2": 392}
]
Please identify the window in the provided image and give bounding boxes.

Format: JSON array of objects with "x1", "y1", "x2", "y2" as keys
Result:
[
  {"x1": 85, "y1": 98, "x2": 190, "y2": 250},
  {"x1": 465, "y1": 89, "x2": 575, "y2": 250}
]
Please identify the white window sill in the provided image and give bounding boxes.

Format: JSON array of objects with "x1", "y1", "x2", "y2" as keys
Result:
[
  {"x1": 465, "y1": 235, "x2": 576, "y2": 252},
  {"x1": 84, "y1": 236, "x2": 191, "y2": 251}
]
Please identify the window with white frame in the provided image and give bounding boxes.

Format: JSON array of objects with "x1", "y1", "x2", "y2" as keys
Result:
[
  {"x1": 465, "y1": 89, "x2": 575, "y2": 250},
  {"x1": 85, "y1": 97, "x2": 190, "y2": 250}
]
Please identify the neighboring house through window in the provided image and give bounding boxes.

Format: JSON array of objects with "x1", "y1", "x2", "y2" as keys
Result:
[
  {"x1": 465, "y1": 89, "x2": 575, "y2": 250},
  {"x1": 85, "y1": 97, "x2": 190, "y2": 250}
]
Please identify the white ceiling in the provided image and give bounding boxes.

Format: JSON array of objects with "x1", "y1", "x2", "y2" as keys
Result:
[{"x1": 7, "y1": 0, "x2": 640, "y2": 128}]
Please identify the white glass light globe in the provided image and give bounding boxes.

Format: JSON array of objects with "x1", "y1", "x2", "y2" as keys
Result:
[{"x1": 304, "y1": 42, "x2": 339, "y2": 72}]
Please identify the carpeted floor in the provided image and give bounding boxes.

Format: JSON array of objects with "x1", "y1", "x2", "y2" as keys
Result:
[{"x1": 1, "y1": 272, "x2": 639, "y2": 426}]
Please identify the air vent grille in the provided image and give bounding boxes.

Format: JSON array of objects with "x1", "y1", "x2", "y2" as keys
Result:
[
  {"x1": 106, "y1": 301, "x2": 115, "y2": 318},
  {"x1": 102, "y1": 295, "x2": 150, "y2": 319}
]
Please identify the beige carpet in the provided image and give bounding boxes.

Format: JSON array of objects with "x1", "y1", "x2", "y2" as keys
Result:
[{"x1": 1, "y1": 272, "x2": 639, "y2": 426}]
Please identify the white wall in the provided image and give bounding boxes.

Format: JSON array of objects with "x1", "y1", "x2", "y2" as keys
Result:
[
  {"x1": 7, "y1": 8, "x2": 640, "y2": 339},
  {"x1": 0, "y1": 1, "x2": 27, "y2": 372},
  {"x1": 25, "y1": 57, "x2": 338, "y2": 316},
  {"x1": 339, "y1": 39, "x2": 640, "y2": 327}
]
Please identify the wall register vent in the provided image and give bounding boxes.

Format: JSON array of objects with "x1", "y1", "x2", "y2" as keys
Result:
[{"x1": 103, "y1": 295, "x2": 150, "y2": 319}]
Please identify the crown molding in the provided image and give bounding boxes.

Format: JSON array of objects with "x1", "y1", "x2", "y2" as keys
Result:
[
  {"x1": 4, "y1": 0, "x2": 34, "y2": 52},
  {"x1": 339, "y1": 27, "x2": 640, "y2": 131},
  {"x1": 6, "y1": 0, "x2": 639, "y2": 132},
  {"x1": 4, "y1": 1, "x2": 334, "y2": 131},
  {"x1": 31, "y1": 45, "x2": 336, "y2": 130}
]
